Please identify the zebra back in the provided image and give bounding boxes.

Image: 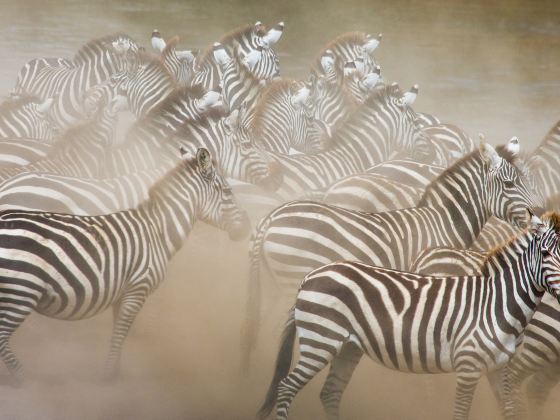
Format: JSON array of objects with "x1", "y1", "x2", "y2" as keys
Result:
[{"x1": 0, "y1": 139, "x2": 52, "y2": 168}]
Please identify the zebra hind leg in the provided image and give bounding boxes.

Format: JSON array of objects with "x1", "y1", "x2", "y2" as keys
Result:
[
  {"x1": 276, "y1": 346, "x2": 337, "y2": 419},
  {"x1": 454, "y1": 370, "x2": 481, "y2": 420},
  {"x1": 0, "y1": 302, "x2": 36, "y2": 385},
  {"x1": 104, "y1": 288, "x2": 149, "y2": 381},
  {"x1": 525, "y1": 364, "x2": 560, "y2": 420},
  {"x1": 319, "y1": 342, "x2": 363, "y2": 420}
]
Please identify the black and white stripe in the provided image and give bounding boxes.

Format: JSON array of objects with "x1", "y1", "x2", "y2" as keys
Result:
[
  {"x1": 257, "y1": 213, "x2": 560, "y2": 419},
  {"x1": 0, "y1": 96, "x2": 56, "y2": 141},
  {"x1": 0, "y1": 148, "x2": 249, "y2": 382},
  {"x1": 12, "y1": 34, "x2": 139, "y2": 129},
  {"x1": 241, "y1": 142, "x2": 544, "y2": 368}
]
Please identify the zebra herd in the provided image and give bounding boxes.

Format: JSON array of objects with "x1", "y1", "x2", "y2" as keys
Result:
[{"x1": 0, "y1": 20, "x2": 558, "y2": 420}]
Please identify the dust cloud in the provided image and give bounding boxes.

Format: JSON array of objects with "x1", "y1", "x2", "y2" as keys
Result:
[{"x1": 0, "y1": 0, "x2": 559, "y2": 419}]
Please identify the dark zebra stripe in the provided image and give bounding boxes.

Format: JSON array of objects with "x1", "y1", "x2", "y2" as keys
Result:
[
  {"x1": 258, "y1": 213, "x2": 560, "y2": 419},
  {"x1": 0, "y1": 148, "x2": 249, "y2": 383}
]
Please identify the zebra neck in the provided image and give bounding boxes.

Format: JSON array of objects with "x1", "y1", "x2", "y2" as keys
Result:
[
  {"x1": 139, "y1": 165, "x2": 199, "y2": 258},
  {"x1": 484, "y1": 232, "x2": 544, "y2": 332},
  {"x1": 419, "y1": 155, "x2": 488, "y2": 248}
]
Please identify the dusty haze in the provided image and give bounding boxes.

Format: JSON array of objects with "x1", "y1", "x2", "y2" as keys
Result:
[{"x1": 0, "y1": 0, "x2": 559, "y2": 419}]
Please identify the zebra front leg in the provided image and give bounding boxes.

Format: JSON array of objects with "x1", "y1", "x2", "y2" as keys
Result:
[
  {"x1": 453, "y1": 370, "x2": 481, "y2": 420},
  {"x1": 104, "y1": 288, "x2": 148, "y2": 381},
  {"x1": 525, "y1": 364, "x2": 560, "y2": 420},
  {"x1": 319, "y1": 342, "x2": 363, "y2": 420}
]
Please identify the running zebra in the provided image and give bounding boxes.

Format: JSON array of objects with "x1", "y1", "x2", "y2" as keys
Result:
[
  {"x1": 12, "y1": 34, "x2": 140, "y2": 129},
  {"x1": 0, "y1": 148, "x2": 249, "y2": 383},
  {"x1": 242, "y1": 141, "x2": 544, "y2": 367},
  {"x1": 155, "y1": 35, "x2": 197, "y2": 87},
  {"x1": 0, "y1": 96, "x2": 56, "y2": 141},
  {"x1": 191, "y1": 22, "x2": 282, "y2": 91},
  {"x1": 212, "y1": 42, "x2": 268, "y2": 113},
  {"x1": 261, "y1": 83, "x2": 431, "y2": 198},
  {"x1": 410, "y1": 245, "x2": 560, "y2": 420},
  {"x1": 106, "y1": 107, "x2": 283, "y2": 191},
  {"x1": 250, "y1": 79, "x2": 330, "y2": 154},
  {"x1": 312, "y1": 32, "x2": 382, "y2": 84},
  {"x1": 257, "y1": 212, "x2": 560, "y2": 420}
]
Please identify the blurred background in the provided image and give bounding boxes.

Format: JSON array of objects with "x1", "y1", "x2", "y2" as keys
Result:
[{"x1": 0, "y1": 1, "x2": 559, "y2": 419}]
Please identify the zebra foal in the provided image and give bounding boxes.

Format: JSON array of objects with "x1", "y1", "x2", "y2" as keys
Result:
[
  {"x1": 258, "y1": 212, "x2": 560, "y2": 420},
  {"x1": 0, "y1": 148, "x2": 249, "y2": 383}
]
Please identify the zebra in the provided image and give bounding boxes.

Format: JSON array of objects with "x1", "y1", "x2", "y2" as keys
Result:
[
  {"x1": 154, "y1": 34, "x2": 197, "y2": 87},
  {"x1": 0, "y1": 96, "x2": 56, "y2": 141},
  {"x1": 311, "y1": 32, "x2": 382, "y2": 84},
  {"x1": 106, "y1": 106, "x2": 283, "y2": 191},
  {"x1": 249, "y1": 79, "x2": 331, "y2": 154},
  {"x1": 241, "y1": 140, "x2": 544, "y2": 368},
  {"x1": 410, "y1": 245, "x2": 560, "y2": 420},
  {"x1": 0, "y1": 94, "x2": 127, "y2": 183},
  {"x1": 342, "y1": 61, "x2": 381, "y2": 103},
  {"x1": 257, "y1": 212, "x2": 560, "y2": 420},
  {"x1": 0, "y1": 147, "x2": 249, "y2": 383},
  {"x1": 212, "y1": 42, "x2": 269, "y2": 114},
  {"x1": 12, "y1": 33, "x2": 140, "y2": 129},
  {"x1": 191, "y1": 22, "x2": 282, "y2": 91},
  {"x1": 260, "y1": 83, "x2": 431, "y2": 198}
]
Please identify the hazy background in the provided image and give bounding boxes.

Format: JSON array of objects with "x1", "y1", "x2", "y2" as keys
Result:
[{"x1": 0, "y1": 0, "x2": 559, "y2": 419}]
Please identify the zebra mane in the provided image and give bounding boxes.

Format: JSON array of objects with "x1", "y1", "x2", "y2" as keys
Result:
[
  {"x1": 482, "y1": 212, "x2": 560, "y2": 273},
  {"x1": 162, "y1": 36, "x2": 181, "y2": 55},
  {"x1": 418, "y1": 145, "x2": 518, "y2": 207},
  {"x1": 0, "y1": 95, "x2": 42, "y2": 113},
  {"x1": 251, "y1": 79, "x2": 303, "y2": 133},
  {"x1": 73, "y1": 33, "x2": 138, "y2": 65},
  {"x1": 146, "y1": 153, "x2": 197, "y2": 201},
  {"x1": 143, "y1": 84, "x2": 207, "y2": 119},
  {"x1": 197, "y1": 23, "x2": 261, "y2": 66}
]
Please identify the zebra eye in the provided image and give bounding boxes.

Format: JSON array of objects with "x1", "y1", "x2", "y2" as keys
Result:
[{"x1": 504, "y1": 180, "x2": 515, "y2": 188}]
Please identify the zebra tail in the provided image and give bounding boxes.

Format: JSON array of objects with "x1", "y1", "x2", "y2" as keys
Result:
[
  {"x1": 240, "y1": 214, "x2": 271, "y2": 371},
  {"x1": 257, "y1": 307, "x2": 296, "y2": 420}
]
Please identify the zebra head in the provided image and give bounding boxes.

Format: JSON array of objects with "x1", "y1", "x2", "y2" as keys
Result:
[
  {"x1": 82, "y1": 72, "x2": 129, "y2": 119},
  {"x1": 480, "y1": 138, "x2": 545, "y2": 229},
  {"x1": 373, "y1": 83, "x2": 434, "y2": 162},
  {"x1": 530, "y1": 212, "x2": 560, "y2": 300},
  {"x1": 189, "y1": 147, "x2": 250, "y2": 241},
  {"x1": 219, "y1": 107, "x2": 283, "y2": 191}
]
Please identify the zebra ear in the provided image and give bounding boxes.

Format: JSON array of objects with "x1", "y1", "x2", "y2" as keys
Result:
[
  {"x1": 479, "y1": 137, "x2": 502, "y2": 169},
  {"x1": 364, "y1": 33, "x2": 382, "y2": 54},
  {"x1": 262, "y1": 21, "x2": 284, "y2": 47},
  {"x1": 528, "y1": 210, "x2": 546, "y2": 236},
  {"x1": 402, "y1": 84, "x2": 419, "y2": 106},
  {"x1": 506, "y1": 136, "x2": 520, "y2": 156},
  {"x1": 196, "y1": 148, "x2": 214, "y2": 178}
]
